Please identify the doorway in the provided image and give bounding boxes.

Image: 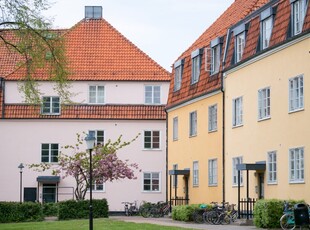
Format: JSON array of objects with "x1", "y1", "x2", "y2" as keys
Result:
[
  {"x1": 42, "y1": 184, "x2": 56, "y2": 203},
  {"x1": 258, "y1": 173, "x2": 264, "y2": 199}
]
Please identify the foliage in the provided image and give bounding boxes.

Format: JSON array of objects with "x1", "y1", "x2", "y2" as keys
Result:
[
  {"x1": 0, "y1": 202, "x2": 43, "y2": 223},
  {"x1": 253, "y1": 199, "x2": 304, "y2": 229},
  {"x1": 42, "y1": 202, "x2": 58, "y2": 217},
  {"x1": 29, "y1": 133, "x2": 140, "y2": 200},
  {"x1": 171, "y1": 204, "x2": 197, "y2": 222},
  {"x1": 0, "y1": 0, "x2": 70, "y2": 103},
  {"x1": 58, "y1": 199, "x2": 108, "y2": 220}
]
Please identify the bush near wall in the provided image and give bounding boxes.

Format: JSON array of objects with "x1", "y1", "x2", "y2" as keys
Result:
[
  {"x1": 0, "y1": 202, "x2": 43, "y2": 223},
  {"x1": 42, "y1": 202, "x2": 59, "y2": 216},
  {"x1": 253, "y1": 199, "x2": 304, "y2": 229},
  {"x1": 171, "y1": 204, "x2": 201, "y2": 222},
  {"x1": 58, "y1": 199, "x2": 108, "y2": 220}
]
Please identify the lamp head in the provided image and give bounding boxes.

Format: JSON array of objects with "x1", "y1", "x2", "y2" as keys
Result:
[
  {"x1": 18, "y1": 163, "x2": 24, "y2": 172},
  {"x1": 85, "y1": 133, "x2": 96, "y2": 150}
]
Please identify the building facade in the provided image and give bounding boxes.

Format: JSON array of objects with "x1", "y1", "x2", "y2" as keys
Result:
[{"x1": 0, "y1": 7, "x2": 170, "y2": 211}]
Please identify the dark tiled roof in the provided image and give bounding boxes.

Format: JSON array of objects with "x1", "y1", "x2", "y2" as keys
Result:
[
  {"x1": 224, "y1": 0, "x2": 310, "y2": 71},
  {"x1": 3, "y1": 104, "x2": 166, "y2": 120},
  {"x1": 166, "y1": 0, "x2": 269, "y2": 109},
  {"x1": 0, "y1": 19, "x2": 170, "y2": 81}
]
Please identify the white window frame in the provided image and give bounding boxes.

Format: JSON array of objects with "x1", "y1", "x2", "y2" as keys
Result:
[
  {"x1": 41, "y1": 96, "x2": 60, "y2": 115},
  {"x1": 289, "y1": 75, "x2": 304, "y2": 112},
  {"x1": 145, "y1": 85, "x2": 161, "y2": 104},
  {"x1": 258, "y1": 87, "x2": 271, "y2": 120},
  {"x1": 211, "y1": 45, "x2": 221, "y2": 74},
  {"x1": 232, "y1": 157, "x2": 243, "y2": 186},
  {"x1": 173, "y1": 117, "x2": 178, "y2": 141},
  {"x1": 143, "y1": 172, "x2": 161, "y2": 192},
  {"x1": 191, "y1": 49, "x2": 202, "y2": 84},
  {"x1": 208, "y1": 159, "x2": 218, "y2": 186},
  {"x1": 261, "y1": 16, "x2": 273, "y2": 49},
  {"x1": 144, "y1": 130, "x2": 160, "y2": 150},
  {"x1": 236, "y1": 32, "x2": 245, "y2": 63},
  {"x1": 232, "y1": 97, "x2": 243, "y2": 127},
  {"x1": 88, "y1": 130, "x2": 104, "y2": 146},
  {"x1": 267, "y1": 151, "x2": 277, "y2": 184},
  {"x1": 289, "y1": 147, "x2": 304, "y2": 183},
  {"x1": 91, "y1": 180, "x2": 106, "y2": 192},
  {"x1": 189, "y1": 111, "x2": 197, "y2": 137},
  {"x1": 208, "y1": 104, "x2": 218, "y2": 132},
  {"x1": 41, "y1": 143, "x2": 59, "y2": 163},
  {"x1": 174, "y1": 60, "x2": 184, "y2": 91},
  {"x1": 292, "y1": 0, "x2": 307, "y2": 35},
  {"x1": 193, "y1": 161, "x2": 199, "y2": 187},
  {"x1": 88, "y1": 85, "x2": 105, "y2": 104}
]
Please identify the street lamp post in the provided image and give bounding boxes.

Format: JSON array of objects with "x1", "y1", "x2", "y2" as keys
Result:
[
  {"x1": 18, "y1": 163, "x2": 24, "y2": 204},
  {"x1": 85, "y1": 133, "x2": 96, "y2": 230}
]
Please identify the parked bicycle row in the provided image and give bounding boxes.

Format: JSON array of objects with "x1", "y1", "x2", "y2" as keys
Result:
[
  {"x1": 121, "y1": 200, "x2": 170, "y2": 218},
  {"x1": 192, "y1": 201, "x2": 238, "y2": 225},
  {"x1": 280, "y1": 201, "x2": 310, "y2": 230}
]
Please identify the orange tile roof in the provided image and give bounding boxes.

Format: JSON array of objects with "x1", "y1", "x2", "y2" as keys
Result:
[
  {"x1": 3, "y1": 104, "x2": 166, "y2": 120},
  {"x1": 1, "y1": 19, "x2": 170, "y2": 81},
  {"x1": 224, "y1": 0, "x2": 310, "y2": 71},
  {"x1": 166, "y1": 0, "x2": 268, "y2": 109}
]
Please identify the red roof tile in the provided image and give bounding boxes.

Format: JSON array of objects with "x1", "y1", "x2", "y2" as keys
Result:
[
  {"x1": 0, "y1": 19, "x2": 170, "y2": 81},
  {"x1": 166, "y1": 0, "x2": 268, "y2": 109},
  {"x1": 3, "y1": 104, "x2": 166, "y2": 120}
]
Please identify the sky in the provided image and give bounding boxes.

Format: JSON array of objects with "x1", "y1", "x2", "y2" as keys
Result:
[{"x1": 45, "y1": 0, "x2": 234, "y2": 71}]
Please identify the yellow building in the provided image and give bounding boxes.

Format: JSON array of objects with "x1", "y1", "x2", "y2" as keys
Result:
[
  {"x1": 166, "y1": 0, "x2": 269, "y2": 205},
  {"x1": 224, "y1": 0, "x2": 310, "y2": 204}
]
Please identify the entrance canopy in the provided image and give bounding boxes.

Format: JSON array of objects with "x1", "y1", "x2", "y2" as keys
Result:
[
  {"x1": 169, "y1": 169, "x2": 190, "y2": 176},
  {"x1": 236, "y1": 162, "x2": 266, "y2": 171},
  {"x1": 37, "y1": 176, "x2": 60, "y2": 183}
]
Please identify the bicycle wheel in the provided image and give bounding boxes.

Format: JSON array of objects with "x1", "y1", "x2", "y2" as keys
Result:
[
  {"x1": 280, "y1": 213, "x2": 295, "y2": 230},
  {"x1": 192, "y1": 210, "x2": 204, "y2": 224}
]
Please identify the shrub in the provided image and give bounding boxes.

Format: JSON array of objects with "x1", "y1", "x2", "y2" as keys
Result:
[
  {"x1": 0, "y1": 202, "x2": 43, "y2": 223},
  {"x1": 42, "y1": 202, "x2": 59, "y2": 216},
  {"x1": 171, "y1": 204, "x2": 198, "y2": 222},
  {"x1": 58, "y1": 199, "x2": 108, "y2": 220}
]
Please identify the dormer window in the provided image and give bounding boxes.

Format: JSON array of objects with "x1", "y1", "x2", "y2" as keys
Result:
[
  {"x1": 174, "y1": 59, "x2": 184, "y2": 91},
  {"x1": 291, "y1": 0, "x2": 307, "y2": 35},
  {"x1": 233, "y1": 24, "x2": 248, "y2": 63},
  {"x1": 89, "y1": 85, "x2": 104, "y2": 104},
  {"x1": 191, "y1": 49, "x2": 203, "y2": 84},
  {"x1": 85, "y1": 6, "x2": 102, "y2": 19},
  {"x1": 41, "y1": 96, "x2": 60, "y2": 115},
  {"x1": 260, "y1": 7, "x2": 275, "y2": 50},
  {"x1": 205, "y1": 37, "x2": 223, "y2": 75}
]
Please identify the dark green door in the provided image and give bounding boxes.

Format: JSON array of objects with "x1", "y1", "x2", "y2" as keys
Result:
[
  {"x1": 24, "y1": 187, "x2": 37, "y2": 202},
  {"x1": 43, "y1": 184, "x2": 56, "y2": 203}
]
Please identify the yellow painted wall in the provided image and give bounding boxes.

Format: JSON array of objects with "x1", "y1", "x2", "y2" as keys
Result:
[
  {"x1": 224, "y1": 37, "x2": 310, "y2": 204},
  {"x1": 167, "y1": 91, "x2": 223, "y2": 204}
]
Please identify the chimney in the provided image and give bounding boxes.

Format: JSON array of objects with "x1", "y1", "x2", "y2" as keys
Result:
[{"x1": 85, "y1": 6, "x2": 102, "y2": 19}]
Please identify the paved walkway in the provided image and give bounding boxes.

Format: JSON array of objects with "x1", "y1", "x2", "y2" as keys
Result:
[{"x1": 110, "y1": 216, "x2": 264, "y2": 230}]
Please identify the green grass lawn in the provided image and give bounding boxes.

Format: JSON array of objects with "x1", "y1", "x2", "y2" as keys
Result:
[{"x1": 0, "y1": 218, "x2": 194, "y2": 230}]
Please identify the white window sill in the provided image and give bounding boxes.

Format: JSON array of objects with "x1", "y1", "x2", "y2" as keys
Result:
[
  {"x1": 208, "y1": 129, "x2": 218, "y2": 133},
  {"x1": 258, "y1": 116, "x2": 271, "y2": 122},
  {"x1": 289, "y1": 108, "x2": 304, "y2": 114},
  {"x1": 232, "y1": 124, "x2": 243, "y2": 129},
  {"x1": 267, "y1": 182, "x2": 277, "y2": 185},
  {"x1": 143, "y1": 149, "x2": 162, "y2": 151},
  {"x1": 289, "y1": 180, "x2": 305, "y2": 184}
]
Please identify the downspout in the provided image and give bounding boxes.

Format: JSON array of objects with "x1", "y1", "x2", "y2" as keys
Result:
[
  {"x1": 0, "y1": 77, "x2": 5, "y2": 118},
  {"x1": 221, "y1": 28, "x2": 231, "y2": 205},
  {"x1": 165, "y1": 108, "x2": 168, "y2": 203}
]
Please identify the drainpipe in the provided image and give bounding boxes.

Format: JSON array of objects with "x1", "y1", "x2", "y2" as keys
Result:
[
  {"x1": 165, "y1": 108, "x2": 168, "y2": 203},
  {"x1": 220, "y1": 28, "x2": 231, "y2": 205},
  {"x1": 0, "y1": 77, "x2": 5, "y2": 119}
]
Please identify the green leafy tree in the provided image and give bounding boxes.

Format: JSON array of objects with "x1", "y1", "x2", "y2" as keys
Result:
[
  {"x1": 0, "y1": 0, "x2": 70, "y2": 103},
  {"x1": 30, "y1": 133, "x2": 140, "y2": 200}
]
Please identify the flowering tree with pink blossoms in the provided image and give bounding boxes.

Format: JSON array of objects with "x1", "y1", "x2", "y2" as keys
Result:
[{"x1": 30, "y1": 133, "x2": 140, "y2": 200}]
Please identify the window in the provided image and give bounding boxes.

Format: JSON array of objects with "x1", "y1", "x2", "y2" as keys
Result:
[
  {"x1": 145, "y1": 85, "x2": 161, "y2": 104},
  {"x1": 211, "y1": 45, "x2": 221, "y2": 74},
  {"x1": 85, "y1": 6, "x2": 102, "y2": 19},
  {"x1": 291, "y1": 0, "x2": 307, "y2": 35},
  {"x1": 144, "y1": 131, "x2": 160, "y2": 149},
  {"x1": 191, "y1": 49, "x2": 203, "y2": 84},
  {"x1": 208, "y1": 159, "x2": 218, "y2": 186},
  {"x1": 289, "y1": 75, "x2": 304, "y2": 112},
  {"x1": 89, "y1": 85, "x2": 104, "y2": 104},
  {"x1": 232, "y1": 97, "x2": 243, "y2": 127},
  {"x1": 89, "y1": 130, "x2": 104, "y2": 146},
  {"x1": 289, "y1": 147, "x2": 304, "y2": 183},
  {"x1": 173, "y1": 117, "x2": 178, "y2": 141},
  {"x1": 173, "y1": 164, "x2": 178, "y2": 188},
  {"x1": 41, "y1": 143, "x2": 59, "y2": 163},
  {"x1": 174, "y1": 59, "x2": 184, "y2": 91},
  {"x1": 193, "y1": 161, "x2": 199, "y2": 186},
  {"x1": 91, "y1": 180, "x2": 105, "y2": 192},
  {"x1": 261, "y1": 16, "x2": 273, "y2": 49},
  {"x1": 258, "y1": 87, "x2": 271, "y2": 120},
  {"x1": 232, "y1": 157, "x2": 243, "y2": 185},
  {"x1": 236, "y1": 32, "x2": 245, "y2": 62},
  {"x1": 189, "y1": 111, "x2": 197, "y2": 136},
  {"x1": 208, "y1": 104, "x2": 218, "y2": 132},
  {"x1": 143, "y1": 172, "x2": 160, "y2": 192},
  {"x1": 42, "y1": 96, "x2": 60, "y2": 115},
  {"x1": 267, "y1": 151, "x2": 277, "y2": 184}
]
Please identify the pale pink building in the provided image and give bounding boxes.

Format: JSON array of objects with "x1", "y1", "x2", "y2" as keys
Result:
[{"x1": 0, "y1": 7, "x2": 170, "y2": 212}]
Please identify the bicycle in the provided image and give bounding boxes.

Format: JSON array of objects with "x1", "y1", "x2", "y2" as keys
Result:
[
  {"x1": 280, "y1": 201, "x2": 310, "y2": 230},
  {"x1": 122, "y1": 201, "x2": 139, "y2": 216}
]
